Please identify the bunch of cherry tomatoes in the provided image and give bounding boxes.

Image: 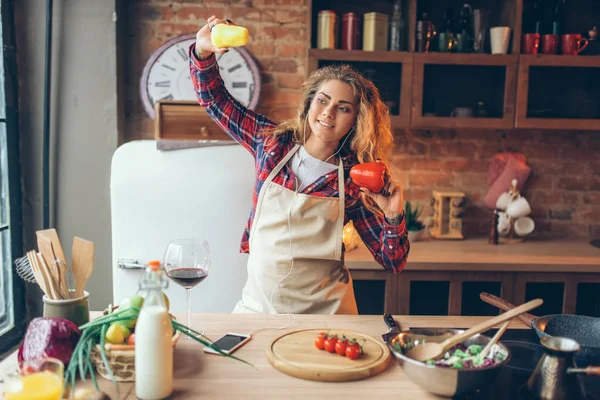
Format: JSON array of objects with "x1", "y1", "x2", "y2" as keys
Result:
[{"x1": 314, "y1": 331, "x2": 364, "y2": 360}]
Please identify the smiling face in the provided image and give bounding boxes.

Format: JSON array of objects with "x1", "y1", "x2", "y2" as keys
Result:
[{"x1": 306, "y1": 79, "x2": 358, "y2": 150}]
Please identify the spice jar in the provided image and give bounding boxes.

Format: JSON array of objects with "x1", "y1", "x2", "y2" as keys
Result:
[
  {"x1": 341, "y1": 12, "x2": 361, "y2": 50},
  {"x1": 317, "y1": 10, "x2": 338, "y2": 49},
  {"x1": 363, "y1": 12, "x2": 389, "y2": 51}
]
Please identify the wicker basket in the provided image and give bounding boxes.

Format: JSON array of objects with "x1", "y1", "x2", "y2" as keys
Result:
[{"x1": 90, "y1": 308, "x2": 181, "y2": 382}]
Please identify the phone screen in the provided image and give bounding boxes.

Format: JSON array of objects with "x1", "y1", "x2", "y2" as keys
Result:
[{"x1": 212, "y1": 334, "x2": 249, "y2": 351}]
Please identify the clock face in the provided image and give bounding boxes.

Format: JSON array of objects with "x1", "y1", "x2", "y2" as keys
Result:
[{"x1": 140, "y1": 33, "x2": 261, "y2": 119}]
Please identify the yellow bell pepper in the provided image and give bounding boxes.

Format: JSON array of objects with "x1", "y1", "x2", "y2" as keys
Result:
[{"x1": 211, "y1": 24, "x2": 249, "y2": 48}]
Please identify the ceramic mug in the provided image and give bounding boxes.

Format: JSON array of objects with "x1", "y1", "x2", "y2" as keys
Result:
[
  {"x1": 561, "y1": 34, "x2": 589, "y2": 55},
  {"x1": 522, "y1": 33, "x2": 540, "y2": 54},
  {"x1": 43, "y1": 290, "x2": 90, "y2": 327},
  {"x1": 541, "y1": 34, "x2": 560, "y2": 54},
  {"x1": 438, "y1": 32, "x2": 457, "y2": 52},
  {"x1": 506, "y1": 197, "x2": 531, "y2": 219},
  {"x1": 497, "y1": 211, "x2": 511, "y2": 236},
  {"x1": 514, "y1": 216, "x2": 535, "y2": 236},
  {"x1": 490, "y1": 26, "x2": 511, "y2": 54},
  {"x1": 496, "y1": 192, "x2": 512, "y2": 210}
]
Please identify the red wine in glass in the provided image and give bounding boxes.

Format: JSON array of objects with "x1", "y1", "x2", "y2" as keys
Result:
[{"x1": 166, "y1": 268, "x2": 208, "y2": 289}]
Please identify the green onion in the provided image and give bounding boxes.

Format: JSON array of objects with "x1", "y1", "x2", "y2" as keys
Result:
[{"x1": 99, "y1": 323, "x2": 117, "y2": 386}]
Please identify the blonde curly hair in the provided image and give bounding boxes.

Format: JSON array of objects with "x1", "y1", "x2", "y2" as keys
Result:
[{"x1": 264, "y1": 64, "x2": 394, "y2": 214}]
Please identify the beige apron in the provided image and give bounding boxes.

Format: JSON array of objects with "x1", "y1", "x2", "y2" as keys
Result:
[{"x1": 233, "y1": 144, "x2": 358, "y2": 315}]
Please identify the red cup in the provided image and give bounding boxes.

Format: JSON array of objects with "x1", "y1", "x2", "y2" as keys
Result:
[
  {"x1": 522, "y1": 33, "x2": 540, "y2": 54},
  {"x1": 561, "y1": 34, "x2": 589, "y2": 55},
  {"x1": 541, "y1": 34, "x2": 559, "y2": 54}
]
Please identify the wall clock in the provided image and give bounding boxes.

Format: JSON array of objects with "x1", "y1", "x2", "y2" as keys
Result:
[{"x1": 140, "y1": 33, "x2": 262, "y2": 119}]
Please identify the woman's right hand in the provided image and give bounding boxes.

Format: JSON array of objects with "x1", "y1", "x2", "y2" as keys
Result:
[{"x1": 195, "y1": 15, "x2": 232, "y2": 59}]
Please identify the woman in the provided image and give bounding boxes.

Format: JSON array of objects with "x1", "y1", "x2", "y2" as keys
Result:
[{"x1": 189, "y1": 16, "x2": 410, "y2": 315}]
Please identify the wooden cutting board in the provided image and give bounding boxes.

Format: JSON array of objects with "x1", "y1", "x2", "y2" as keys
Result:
[{"x1": 266, "y1": 328, "x2": 391, "y2": 382}]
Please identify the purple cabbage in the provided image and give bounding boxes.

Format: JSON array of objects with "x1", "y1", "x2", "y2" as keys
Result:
[{"x1": 18, "y1": 317, "x2": 81, "y2": 367}]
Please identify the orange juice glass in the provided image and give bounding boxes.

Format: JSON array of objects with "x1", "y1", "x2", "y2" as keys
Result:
[{"x1": 3, "y1": 358, "x2": 64, "y2": 400}]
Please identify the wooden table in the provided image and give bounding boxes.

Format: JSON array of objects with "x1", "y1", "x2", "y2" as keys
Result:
[
  {"x1": 344, "y1": 238, "x2": 600, "y2": 316},
  {"x1": 0, "y1": 312, "x2": 529, "y2": 399}
]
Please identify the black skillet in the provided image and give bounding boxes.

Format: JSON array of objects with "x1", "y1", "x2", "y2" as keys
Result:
[{"x1": 480, "y1": 292, "x2": 600, "y2": 364}]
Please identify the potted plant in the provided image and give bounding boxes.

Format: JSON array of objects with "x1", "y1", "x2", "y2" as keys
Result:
[{"x1": 405, "y1": 201, "x2": 425, "y2": 242}]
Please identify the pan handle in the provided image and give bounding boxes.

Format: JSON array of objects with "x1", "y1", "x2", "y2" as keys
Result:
[{"x1": 480, "y1": 292, "x2": 538, "y2": 327}]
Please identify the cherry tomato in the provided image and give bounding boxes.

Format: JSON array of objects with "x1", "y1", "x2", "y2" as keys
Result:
[
  {"x1": 346, "y1": 343, "x2": 361, "y2": 360},
  {"x1": 315, "y1": 335, "x2": 325, "y2": 350},
  {"x1": 324, "y1": 336, "x2": 338, "y2": 353},
  {"x1": 335, "y1": 339, "x2": 347, "y2": 356}
]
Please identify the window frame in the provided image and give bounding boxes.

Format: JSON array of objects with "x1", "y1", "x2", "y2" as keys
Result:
[{"x1": 0, "y1": 0, "x2": 27, "y2": 356}]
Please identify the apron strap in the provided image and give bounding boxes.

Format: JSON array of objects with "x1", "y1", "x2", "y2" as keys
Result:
[
  {"x1": 266, "y1": 143, "x2": 345, "y2": 211},
  {"x1": 265, "y1": 144, "x2": 300, "y2": 183}
]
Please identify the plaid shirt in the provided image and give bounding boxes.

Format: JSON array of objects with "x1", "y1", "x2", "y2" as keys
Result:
[{"x1": 189, "y1": 44, "x2": 409, "y2": 273}]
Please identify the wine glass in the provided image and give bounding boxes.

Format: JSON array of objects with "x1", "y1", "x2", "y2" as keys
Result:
[{"x1": 163, "y1": 238, "x2": 211, "y2": 338}]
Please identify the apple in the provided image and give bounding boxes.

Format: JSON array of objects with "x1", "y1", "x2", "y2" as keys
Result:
[{"x1": 118, "y1": 296, "x2": 144, "y2": 329}]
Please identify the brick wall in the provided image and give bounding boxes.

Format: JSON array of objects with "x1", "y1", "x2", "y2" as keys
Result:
[{"x1": 123, "y1": 0, "x2": 599, "y2": 238}]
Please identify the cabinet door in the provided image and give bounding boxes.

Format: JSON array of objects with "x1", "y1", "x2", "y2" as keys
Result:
[{"x1": 351, "y1": 270, "x2": 397, "y2": 315}]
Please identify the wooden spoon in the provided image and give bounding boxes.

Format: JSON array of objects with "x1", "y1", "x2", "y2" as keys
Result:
[
  {"x1": 407, "y1": 298, "x2": 543, "y2": 362},
  {"x1": 71, "y1": 237, "x2": 94, "y2": 298},
  {"x1": 480, "y1": 320, "x2": 510, "y2": 360}
]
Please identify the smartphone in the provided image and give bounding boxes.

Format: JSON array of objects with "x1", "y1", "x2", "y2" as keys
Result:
[{"x1": 203, "y1": 332, "x2": 252, "y2": 355}]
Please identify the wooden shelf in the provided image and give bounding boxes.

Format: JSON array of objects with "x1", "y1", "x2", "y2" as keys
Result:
[
  {"x1": 519, "y1": 54, "x2": 600, "y2": 68},
  {"x1": 410, "y1": 116, "x2": 509, "y2": 130},
  {"x1": 309, "y1": 49, "x2": 413, "y2": 63},
  {"x1": 414, "y1": 53, "x2": 518, "y2": 66}
]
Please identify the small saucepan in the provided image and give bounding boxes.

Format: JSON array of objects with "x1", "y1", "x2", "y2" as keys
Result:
[{"x1": 480, "y1": 292, "x2": 600, "y2": 364}]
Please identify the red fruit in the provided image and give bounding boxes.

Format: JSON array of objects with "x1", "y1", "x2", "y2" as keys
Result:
[
  {"x1": 349, "y1": 162, "x2": 387, "y2": 192},
  {"x1": 335, "y1": 339, "x2": 347, "y2": 356}
]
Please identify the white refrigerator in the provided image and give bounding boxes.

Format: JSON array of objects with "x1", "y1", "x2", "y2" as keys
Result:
[{"x1": 110, "y1": 140, "x2": 255, "y2": 313}]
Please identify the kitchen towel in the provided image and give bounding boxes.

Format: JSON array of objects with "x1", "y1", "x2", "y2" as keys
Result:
[{"x1": 485, "y1": 155, "x2": 531, "y2": 209}]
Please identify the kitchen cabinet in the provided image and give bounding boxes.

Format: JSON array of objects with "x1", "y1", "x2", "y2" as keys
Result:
[
  {"x1": 308, "y1": 50, "x2": 413, "y2": 128},
  {"x1": 348, "y1": 238, "x2": 600, "y2": 316},
  {"x1": 304, "y1": 0, "x2": 600, "y2": 131},
  {"x1": 515, "y1": 55, "x2": 600, "y2": 130},
  {"x1": 410, "y1": 53, "x2": 517, "y2": 129}
]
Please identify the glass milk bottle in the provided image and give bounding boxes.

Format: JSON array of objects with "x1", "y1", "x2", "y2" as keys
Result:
[{"x1": 135, "y1": 260, "x2": 173, "y2": 399}]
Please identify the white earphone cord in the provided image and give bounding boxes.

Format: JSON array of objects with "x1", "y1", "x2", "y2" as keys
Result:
[{"x1": 250, "y1": 116, "x2": 353, "y2": 337}]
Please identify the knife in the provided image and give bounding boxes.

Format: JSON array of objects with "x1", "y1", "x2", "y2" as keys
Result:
[{"x1": 382, "y1": 313, "x2": 401, "y2": 342}]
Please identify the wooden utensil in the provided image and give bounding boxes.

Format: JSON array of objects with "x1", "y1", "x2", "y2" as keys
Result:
[
  {"x1": 26, "y1": 251, "x2": 49, "y2": 297},
  {"x1": 36, "y1": 229, "x2": 67, "y2": 265},
  {"x1": 407, "y1": 298, "x2": 543, "y2": 362},
  {"x1": 31, "y1": 251, "x2": 60, "y2": 299},
  {"x1": 71, "y1": 237, "x2": 94, "y2": 298},
  {"x1": 266, "y1": 328, "x2": 391, "y2": 382},
  {"x1": 480, "y1": 320, "x2": 510, "y2": 360},
  {"x1": 37, "y1": 236, "x2": 69, "y2": 299}
]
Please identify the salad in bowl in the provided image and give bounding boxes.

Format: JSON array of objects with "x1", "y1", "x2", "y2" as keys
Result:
[{"x1": 386, "y1": 328, "x2": 511, "y2": 397}]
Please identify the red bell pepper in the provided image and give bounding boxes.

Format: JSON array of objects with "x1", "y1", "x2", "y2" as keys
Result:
[{"x1": 349, "y1": 161, "x2": 387, "y2": 193}]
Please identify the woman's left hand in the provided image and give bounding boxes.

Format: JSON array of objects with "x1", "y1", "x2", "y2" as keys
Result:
[{"x1": 361, "y1": 179, "x2": 405, "y2": 221}]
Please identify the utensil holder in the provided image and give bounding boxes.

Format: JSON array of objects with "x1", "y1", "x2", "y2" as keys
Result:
[{"x1": 43, "y1": 290, "x2": 90, "y2": 327}]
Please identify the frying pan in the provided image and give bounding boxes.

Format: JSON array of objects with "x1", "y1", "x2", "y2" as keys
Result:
[{"x1": 480, "y1": 292, "x2": 600, "y2": 364}]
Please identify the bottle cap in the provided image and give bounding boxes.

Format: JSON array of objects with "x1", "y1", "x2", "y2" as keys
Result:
[{"x1": 147, "y1": 260, "x2": 161, "y2": 271}]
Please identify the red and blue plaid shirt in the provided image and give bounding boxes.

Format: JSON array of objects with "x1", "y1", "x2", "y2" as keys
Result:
[{"x1": 189, "y1": 44, "x2": 409, "y2": 273}]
